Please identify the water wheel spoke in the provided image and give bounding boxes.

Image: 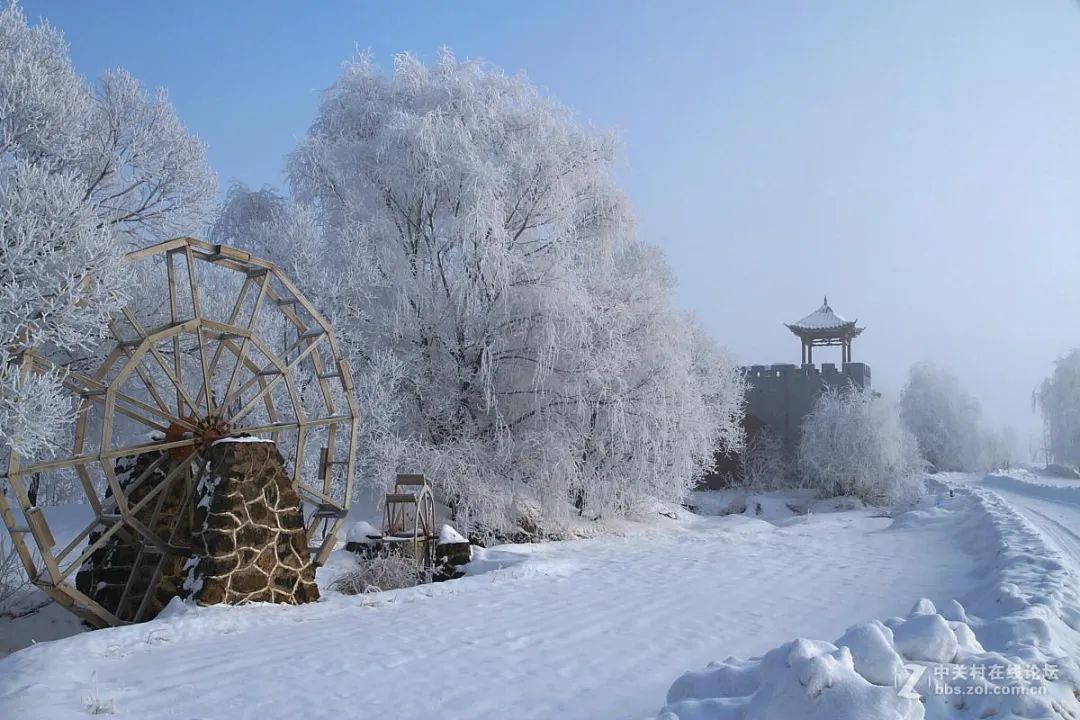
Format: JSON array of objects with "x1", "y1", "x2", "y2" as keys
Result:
[
  {"x1": 121, "y1": 308, "x2": 201, "y2": 420},
  {"x1": 184, "y1": 245, "x2": 215, "y2": 418},
  {"x1": 227, "y1": 334, "x2": 324, "y2": 426},
  {"x1": 27, "y1": 354, "x2": 190, "y2": 433},
  {"x1": 194, "y1": 276, "x2": 253, "y2": 410},
  {"x1": 219, "y1": 273, "x2": 272, "y2": 412},
  {"x1": 108, "y1": 319, "x2": 171, "y2": 414}
]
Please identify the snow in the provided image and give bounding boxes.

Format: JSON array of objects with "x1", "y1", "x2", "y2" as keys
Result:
[
  {"x1": 342, "y1": 520, "x2": 381, "y2": 544},
  {"x1": 5, "y1": 475, "x2": 1077, "y2": 719},
  {"x1": 833, "y1": 620, "x2": 904, "y2": 686},
  {"x1": 0, "y1": 494, "x2": 978, "y2": 720},
  {"x1": 1, "y1": 504, "x2": 93, "y2": 657},
  {"x1": 438, "y1": 524, "x2": 467, "y2": 544},
  {"x1": 785, "y1": 298, "x2": 856, "y2": 331},
  {"x1": 663, "y1": 637, "x2": 924, "y2": 720},
  {"x1": 684, "y1": 488, "x2": 866, "y2": 523},
  {"x1": 209, "y1": 436, "x2": 274, "y2": 445},
  {"x1": 654, "y1": 476, "x2": 1080, "y2": 719},
  {"x1": 891, "y1": 611, "x2": 959, "y2": 662}
]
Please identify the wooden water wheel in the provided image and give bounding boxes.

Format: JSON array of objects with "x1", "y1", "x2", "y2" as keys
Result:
[
  {"x1": 382, "y1": 474, "x2": 437, "y2": 570},
  {"x1": 0, "y1": 237, "x2": 358, "y2": 627}
]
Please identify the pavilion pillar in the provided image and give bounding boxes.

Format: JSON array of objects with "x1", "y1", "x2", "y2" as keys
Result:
[{"x1": 786, "y1": 300, "x2": 863, "y2": 369}]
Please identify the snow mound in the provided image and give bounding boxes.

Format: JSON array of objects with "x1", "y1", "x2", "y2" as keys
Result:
[
  {"x1": 663, "y1": 636, "x2": 922, "y2": 720},
  {"x1": 655, "y1": 480, "x2": 1080, "y2": 719},
  {"x1": 439, "y1": 524, "x2": 467, "y2": 544},
  {"x1": 892, "y1": 613, "x2": 957, "y2": 663},
  {"x1": 660, "y1": 599, "x2": 1046, "y2": 720},
  {"x1": 833, "y1": 620, "x2": 903, "y2": 686},
  {"x1": 343, "y1": 520, "x2": 382, "y2": 544}
]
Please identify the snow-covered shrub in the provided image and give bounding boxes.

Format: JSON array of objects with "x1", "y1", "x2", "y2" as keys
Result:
[
  {"x1": 81, "y1": 672, "x2": 116, "y2": 715},
  {"x1": 212, "y1": 50, "x2": 745, "y2": 536},
  {"x1": 0, "y1": 3, "x2": 214, "y2": 461},
  {"x1": 739, "y1": 429, "x2": 789, "y2": 491},
  {"x1": 1035, "y1": 349, "x2": 1080, "y2": 467},
  {"x1": 797, "y1": 386, "x2": 925, "y2": 504},
  {"x1": 330, "y1": 550, "x2": 426, "y2": 595}
]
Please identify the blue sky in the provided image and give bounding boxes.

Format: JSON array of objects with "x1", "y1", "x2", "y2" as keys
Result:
[{"x1": 23, "y1": 0, "x2": 1080, "y2": 451}]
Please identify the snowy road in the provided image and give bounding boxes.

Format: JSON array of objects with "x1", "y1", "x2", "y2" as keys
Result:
[
  {"x1": 0, "y1": 506, "x2": 977, "y2": 720},
  {"x1": 979, "y1": 474, "x2": 1080, "y2": 568}
]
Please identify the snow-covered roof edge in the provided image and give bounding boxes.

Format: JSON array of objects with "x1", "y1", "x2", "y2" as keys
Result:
[{"x1": 786, "y1": 297, "x2": 858, "y2": 332}]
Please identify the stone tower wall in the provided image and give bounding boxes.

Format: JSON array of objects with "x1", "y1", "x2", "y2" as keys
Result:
[{"x1": 744, "y1": 362, "x2": 872, "y2": 457}]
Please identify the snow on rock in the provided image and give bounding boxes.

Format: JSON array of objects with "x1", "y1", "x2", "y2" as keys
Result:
[
  {"x1": 343, "y1": 520, "x2": 382, "y2": 544},
  {"x1": 439, "y1": 524, "x2": 468, "y2": 545},
  {"x1": 655, "y1": 480, "x2": 1080, "y2": 719}
]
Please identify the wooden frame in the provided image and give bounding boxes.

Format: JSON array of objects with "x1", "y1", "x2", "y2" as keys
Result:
[
  {"x1": 795, "y1": 329, "x2": 862, "y2": 364},
  {"x1": 0, "y1": 238, "x2": 359, "y2": 628},
  {"x1": 382, "y1": 474, "x2": 436, "y2": 570}
]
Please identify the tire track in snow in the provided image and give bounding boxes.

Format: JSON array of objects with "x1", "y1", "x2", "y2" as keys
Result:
[
  {"x1": 978, "y1": 477, "x2": 1080, "y2": 566},
  {"x1": 995, "y1": 501, "x2": 1080, "y2": 567}
]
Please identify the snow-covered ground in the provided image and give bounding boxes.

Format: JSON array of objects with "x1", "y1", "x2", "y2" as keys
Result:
[
  {"x1": 0, "y1": 493, "x2": 978, "y2": 720},
  {"x1": 656, "y1": 473, "x2": 1080, "y2": 719}
]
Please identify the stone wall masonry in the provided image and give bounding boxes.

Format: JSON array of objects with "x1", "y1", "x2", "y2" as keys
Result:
[
  {"x1": 185, "y1": 439, "x2": 319, "y2": 606},
  {"x1": 744, "y1": 362, "x2": 872, "y2": 458}
]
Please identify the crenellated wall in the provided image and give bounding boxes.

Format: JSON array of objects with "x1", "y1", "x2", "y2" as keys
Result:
[{"x1": 743, "y1": 362, "x2": 872, "y2": 457}]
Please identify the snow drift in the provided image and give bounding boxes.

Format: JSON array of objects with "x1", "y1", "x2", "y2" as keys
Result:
[{"x1": 655, "y1": 478, "x2": 1080, "y2": 719}]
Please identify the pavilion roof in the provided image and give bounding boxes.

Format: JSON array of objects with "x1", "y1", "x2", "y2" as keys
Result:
[{"x1": 785, "y1": 297, "x2": 859, "y2": 334}]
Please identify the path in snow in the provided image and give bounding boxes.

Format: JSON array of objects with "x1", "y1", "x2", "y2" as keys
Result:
[
  {"x1": 980, "y1": 474, "x2": 1080, "y2": 568},
  {"x1": 0, "y1": 507, "x2": 977, "y2": 720}
]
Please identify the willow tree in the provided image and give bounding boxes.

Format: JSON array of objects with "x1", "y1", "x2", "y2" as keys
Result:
[
  {"x1": 0, "y1": 3, "x2": 215, "y2": 458},
  {"x1": 1035, "y1": 350, "x2": 1080, "y2": 467},
  {"x1": 899, "y1": 362, "x2": 984, "y2": 472},
  {"x1": 217, "y1": 50, "x2": 744, "y2": 535}
]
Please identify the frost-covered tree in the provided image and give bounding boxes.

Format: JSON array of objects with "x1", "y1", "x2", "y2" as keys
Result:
[
  {"x1": 1035, "y1": 349, "x2": 1080, "y2": 467},
  {"x1": 797, "y1": 386, "x2": 925, "y2": 504},
  {"x1": 979, "y1": 425, "x2": 1017, "y2": 471},
  {"x1": 0, "y1": 3, "x2": 215, "y2": 458},
  {"x1": 215, "y1": 50, "x2": 745, "y2": 535},
  {"x1": 899, "y1": 362, "x2": 984, "y2": 472}
]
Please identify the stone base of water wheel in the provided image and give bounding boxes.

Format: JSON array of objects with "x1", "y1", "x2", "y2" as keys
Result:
[{"x1": 184, "y1": 439, "x2": 319, "y2": 606}]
